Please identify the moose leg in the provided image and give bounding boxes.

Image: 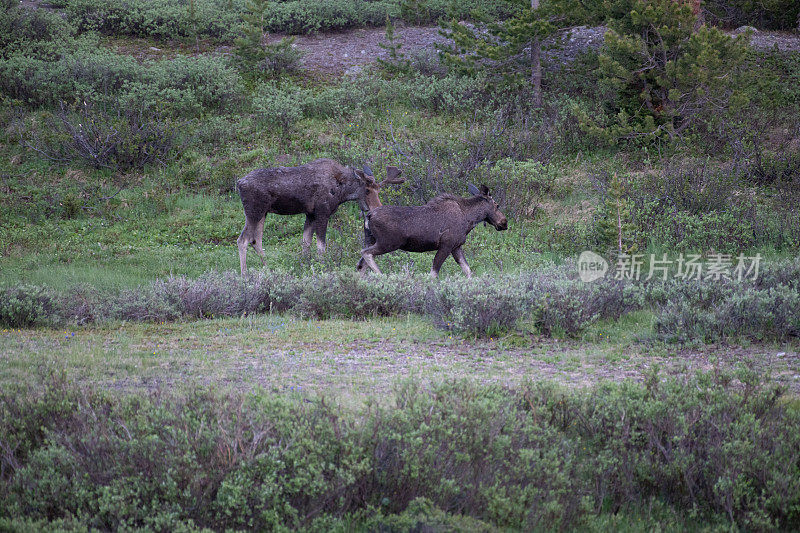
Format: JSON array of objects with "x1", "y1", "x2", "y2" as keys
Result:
[
  {"x1": 252, "y1": 216, "x2": 268, "y2": 267},
  {"x1": 356, "y1": 222, "x2": 375, "y2": 272},
  {"x1": 314, "y1": 217, "x2": 329, "y2": 255},
  {"x1": 451, "y1": 246, "x2": 472, "y2": 278},
  {"x1": 237, "y1": 217, "x2": 258, "y2": 276},
  {"x1": 302, "y1": 216, "x2": 314, "y2": 251},
  {"x1": 430, "y1": 247, "x2": 452, "y2": 278},
  {"x1": 359, "y1": 244, "x2": 383, "y2": 275}
]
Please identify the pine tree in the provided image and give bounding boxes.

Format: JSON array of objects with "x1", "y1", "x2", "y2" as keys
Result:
[
  {"x1": 377, "y1": 16, "x2": 411, "y2": 75},
  {"x1": 234, "y1": 0, "x2": 270, "y2": 76},
  {"x1": 585, "y1": 0, "x2": 748, "y2": 141},
  {"x1": 437, "y1": 0, "x2": 600, "y2": 106},
  {"x1": 234, "y1": 0, "x2": 300, "y2": 81},
  {"x1": 596, "y1": 173, "x2": 637, "y2": 254}
]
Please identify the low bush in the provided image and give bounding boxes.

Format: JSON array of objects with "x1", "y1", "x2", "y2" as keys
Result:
[
  {"x1": 0, "y1": 284, "x2": 56, "y2": 327},
  {"x1": 655, "y1": 284, "x2": 800, "y2": 342},
  {"x1": 526, "y1": 275, "x2": 641, "y2": 337},
  {"x1": 0, "y1": 45, "x2": 142, "y2": 107},
  {"x1": 265, "y1": 0, "x2": 398, "y2": 34},
  {"x1": 1, "y1": 370, "x2": 798, "y2": 530},
  {"x1": 65, "y1": 0, "x2": 245, "y2": 41},
  {"x1": 424, "y1": 276, "x2": 528, "y2": 337},
  {"x1": 121, "y1": 55, "x2": 244, "y2": 116},
  {"x1": 294, "y1": 272, "x2": 422, "y2": 320},
  {"x1": 623, "y1": 159, "x2": 797, "y2": 252},
  {"x1": 1, "y1": 45, "x2": 243, "y2": 116},
  {"x1": 252, "y1": 83, "x2": 307, "y2": 135},
  {"x1": 17, "y1": 103, "x2": 181, "y2": 171},
  {"x1": 0, "y1": 2, "x2": 76, "y2": 60},
  {"x1": 7, "y1": 260, "x2": 800, "y2": 343},
  {"x1": 158, "y1": 271, "x2": 300, "y2": 318}
]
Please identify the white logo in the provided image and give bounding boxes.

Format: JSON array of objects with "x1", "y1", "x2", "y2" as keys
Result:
[{"x1": 578, "y1": 251, "x2": 608, "y2": 283}]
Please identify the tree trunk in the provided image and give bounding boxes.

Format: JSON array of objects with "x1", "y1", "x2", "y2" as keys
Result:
[{"x1": 531, "y1": 0, "x2": 542, "y2": 107}]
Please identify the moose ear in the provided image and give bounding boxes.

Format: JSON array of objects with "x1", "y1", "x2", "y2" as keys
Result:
[
  {"x1": 385, "y1": 166, "x2": 405, "y2": 184},
  {"x1": 480, "y1": 184, "x2": 489, "y2": 195},
  {"x1": 362, "y1": 164, "x2": 373, "y2": 176},
  {"x1": 467, "y1": 183, "x2": 480, "y2": 196}
]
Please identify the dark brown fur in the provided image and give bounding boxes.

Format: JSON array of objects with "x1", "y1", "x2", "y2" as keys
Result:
[
  {"x1": 359, "y1": 185, "x2": 508, "y2": 278},
  {"x1": 236, "y1": 158, "x2": 403, "y2": 275}
]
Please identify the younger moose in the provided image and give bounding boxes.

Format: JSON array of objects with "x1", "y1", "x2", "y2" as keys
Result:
[
  {"x1": 236, "y1": 158, "x2": 403, "y2": 275},
  {"x1": 359, "y1": 184, "x2": 508, "y2": 278}
]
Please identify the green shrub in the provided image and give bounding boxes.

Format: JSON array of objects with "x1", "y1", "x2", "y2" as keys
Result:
[
  {"x1": 487, "y1": 158, "x2": 558, "y2": 219},
  {"x1": 704, "y1": 0, "x2": 800, "y2": 30},
  {"x1": 655, "y1": 284, "x2": 800, "y2": 342},
  {"x1": 109, "y1": 286, "x2": 181, "y2": 323},
  {"x1": 294, "y1": 272, "x2": 421, "y2": 320},
  {"x1": 17, "y1": 103, "x2": 181, "y2": 171},
  {"x1": 622, "y1": 160, "x2": 786, "y2": 252},
  {"x1": 405, "y1": 73, "x2": 484, "y2": 114},
  {"x1": 3, "y1": 371, "x2": 797, "y2": 530},
  {"x1": 1, "y1": 46, "x2": 243, "y2": 115},
  {"x1": 122, "y1": 55, "x2": 245, "y2": 116},
  {"x1": 0, "y1": 45, "x2": 142, "y2": 107},
  {"x1": 424, "y1": 277, "x2": 528, "y2": 337},
  {"x1": 66, "y1": 0, "x2": 245, "y2": 41},
  {"x1": 265, "y1": 0, "x2": 398, "y2": 34},
  {"x1": 579, "y1": 367, "x2": 800, "y2": 529},
  {"x1": 252, "y1": 83, "x2": 307, "y2": 135},
  {"x1": 0, "y1": 2, "x2": 76, "y2": 60},
  {"x1": 529, "y1": 276, "x2": 640, "y2": 337},
  {"x1": 0, "y1": 284, "x2": 55, "y2": 327},
  {"x1": 158, "y1": 271, "x2": 299, "y2": 318}
]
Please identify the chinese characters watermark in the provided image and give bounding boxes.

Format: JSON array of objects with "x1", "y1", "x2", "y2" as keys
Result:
[{"x1": 578, "y1": 252, "x2": 762, "y2": 282}]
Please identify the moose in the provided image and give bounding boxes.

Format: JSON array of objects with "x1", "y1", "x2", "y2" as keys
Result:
[
  {"x1": 236, "y1": 158, "x2": 404, "y2": 275},
  {"x1": 358, "y1": 184, "x2": 508, "y2": 278}
]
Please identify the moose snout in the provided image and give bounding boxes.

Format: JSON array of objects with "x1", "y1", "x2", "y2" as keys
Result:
[{"x1": 495, "y1": 217, "x2": 508, "y2": 231}]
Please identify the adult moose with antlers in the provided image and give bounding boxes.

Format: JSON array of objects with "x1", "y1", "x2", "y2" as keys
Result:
[
  {"x1": 359, "y1": 184, "x2": 508, "y2": 278},
  {"x1": 236, "y1": 158, "x2": 404, "y2": 275}
]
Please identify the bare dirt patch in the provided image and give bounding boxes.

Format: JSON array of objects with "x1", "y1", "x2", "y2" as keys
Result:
[{"x1": 282, "y1": 24, "x2": 800, "y2": 76}]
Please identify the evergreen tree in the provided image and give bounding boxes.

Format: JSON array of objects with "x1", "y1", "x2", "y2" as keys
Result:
[
  {"x1": 437, "y1": 0, "x2": 601, "y2": 106},
  {"x1": 234, "y1": 0, "x2": 300, "y2": 81},
  {"x1": 377, "y1": 16, "x2": 411, "y2": 75},
  {"x1": 596, "y1": 173, "x2": 637, "y2": 254},
  {"x1": 584, "y1": 0, "x2": 748, "y2": 141}
]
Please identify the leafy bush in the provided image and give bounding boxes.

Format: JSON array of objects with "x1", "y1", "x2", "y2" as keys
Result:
[
  {"x1": 621, "y1": 159, "x2": 794, "y2": 252},
  {"x1": 294, "y1": 272, "x2": 422, "y2": 319},
  {"x1": 487, "y1": 158, "x2": 558, "y2": 219},
  {"x1": 264, "y1": 0, "x2": 398, "y2": 34},
  {"x1": 0, "y1": 45, "x2": 142, "y2": 107},
  {"x1": 158, "y1": 271, "x2": 300, "y2": 318},
  {"x1": 655, "y1": 283, "x2": 800, "y2": 342},
  {"x1": 0, "y1": 284, "x2": 55, "y2": 327},
  {"x1": 122, "y1": 55, "x2": 244, "y2": 116},
  {"x1": 0, "y1": 2, "x2": 76, "y2": 60},
  {"x1": 578, "y1": 367, "x2": 800, "y2": 530},
  {"x1": 18, "y1": 103, "x2": 180, "y2": 171},
  {"x1": 65, "y1": 0, "x2": 245, "y2": 41},
  {"x1": 1, "y1": 45, "x2": 243, "y2": 115},
  {"x1": 252, "y1": 83, "x2": 307, "y2": 135},
  {"x1": 424, "y1": 277, "x2": 528, "y2": 337},
  {"x1": 527, "y1": 275, "x2": 640, "y2": 337},
  {"x1": 1, "y1": 371, "x2": 798, "y2": 530}
]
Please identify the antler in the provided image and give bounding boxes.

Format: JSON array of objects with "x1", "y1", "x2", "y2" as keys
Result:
[{"x1": 380, "y1": 166, "x2": 405, "y2": 187}]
